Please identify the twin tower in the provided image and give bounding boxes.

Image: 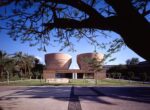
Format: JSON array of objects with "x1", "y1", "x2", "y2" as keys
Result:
[{"x1": 45, "y1": 53, "x2": 104, "y2": 70}]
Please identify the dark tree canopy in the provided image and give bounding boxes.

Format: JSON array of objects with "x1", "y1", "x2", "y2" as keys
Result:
[
  {"x1": 0, "y1": 0, "x2": 150, "y2": 61},
  {"x1": 126, "y1": 57, "x2": 139, "y2": 65}
]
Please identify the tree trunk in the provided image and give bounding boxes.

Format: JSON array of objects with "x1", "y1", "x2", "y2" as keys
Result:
[
  {"x1": 29, "y1": 76, "x2": 32, "y2": 80},
  {"x1": 36, "y1": 75, "x2": 38, "y2": 80},
  {"x1": 118, "y1": 21, "x2": 150, "y2": 61},
  {"x1": 24, "y1": 65, "x2": 27, "y2": 76},
  {"x1": 106, "y1": 0, "x2": 150, "y2": 61},
  {"x1": 20, "y1": 70, "x2": 23, "y2": 80},
  {"x1": 6, "y1": 70, "x2": 9, "y2": 84},
  {"x1": 95, "y1": 72, "x2": 98, "y2": 85},
  {"x1": 27, "y1": 65, "x2": 32, "y2": 79}
]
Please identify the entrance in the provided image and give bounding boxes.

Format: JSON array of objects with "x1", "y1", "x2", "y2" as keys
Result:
[{"x1": 55, "y1": 73, "x2": 72, "y2": 79}]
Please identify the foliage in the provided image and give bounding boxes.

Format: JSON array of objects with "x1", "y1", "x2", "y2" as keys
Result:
[
  {"x1": 83, "y1": 54, "x2": 103, "y2": 71},
  {"x1": 107, "y1": 62, "x2": 150, "y2": 82},
  {"x1": 1, "y1": 0, "x2": 149, "y2": 59},
  {"x1": 0, "y1": 0, "x2": 123, "y2": 51},
  {"x1": 126, "y1": 58, "x2": 139, "y2": 65},
  {"x1": 140, "y1": 72, "x2": 148, "y2": 82},
  {"x1": 0, "y1": 50, "x2": 43, "y2": 81},
  {"x1": 32, "y1": 58, "x2": 44, "y2": 79}
]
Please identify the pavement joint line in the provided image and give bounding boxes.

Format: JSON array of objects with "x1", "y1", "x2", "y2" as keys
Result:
[{"x1": 68, "y1": 86, "x2": 82, "y2": 110}]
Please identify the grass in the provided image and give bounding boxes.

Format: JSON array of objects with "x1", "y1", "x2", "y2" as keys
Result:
[
  {"x1": 0, "y1": 79, "x2": 45, "y2": 86},
  {"x1": 69, "y1": 78, "x2": 150, "y2": 86},
  {"x1": 0, "y1": 78, "x2": 150, "y2": 86}
]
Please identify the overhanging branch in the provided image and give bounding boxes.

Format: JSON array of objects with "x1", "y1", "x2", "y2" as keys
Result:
[
  {"x1": 43, "y1": 16, "x2": 118, "y2": 32},
  {"x1": 0, "y1": 0, "x2": 14, "y2": 7},
  {"x1": 48, "y1": 0, "x2": 105, "y2": 20},
  {"x1": 44, "y1": 18, "x2": 93, "y2": 31},
  {"x1": 143, "y1": 10, "x2": 150, "y2": 16}
]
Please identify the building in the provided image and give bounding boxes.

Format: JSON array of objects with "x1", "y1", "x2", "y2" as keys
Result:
[{"x1": 43, "y1": 53, "x2": 106, "y2": 81}]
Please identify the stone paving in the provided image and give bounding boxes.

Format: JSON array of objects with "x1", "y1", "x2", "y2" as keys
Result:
[{"x1": 0, "y1": 86, "x2": 150, "y2": 110}]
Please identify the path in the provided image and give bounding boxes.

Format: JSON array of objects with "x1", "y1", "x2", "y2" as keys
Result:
[{"x1": 0, "y1": 86, "x2": 150, "y2": 110}]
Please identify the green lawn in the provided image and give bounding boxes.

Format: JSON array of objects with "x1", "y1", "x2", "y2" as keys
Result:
[
  {"x1": 0, "y1": 79, "x2": 46, "y2": 86},
  {"x1": 0, "y1": 78, "x2": 150, "y2": 86},
  {"x1": 69, "y1": 79, "x2": 150, "y2": 86}
]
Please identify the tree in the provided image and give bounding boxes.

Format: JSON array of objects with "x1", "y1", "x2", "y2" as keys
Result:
[
  {"x1": 89, "y1": 58, "x2": 103, "y2": 85},
  {"x1": 24, "y1": 54, "x2": 35, "y2": 79},
  {"x1": 12, "y1": 52, "x2": 26, "y2": 79},
  {"x1": 127, "y1": 71, "x2": 135, "y2": 83},
  {"x1": 140, "y1": 72, "x2": 148, "y2": 82},
  {"x1": 83, "y1": 53, "x2": 104, "y2": 85},
  {"x1": 107, "y1": 65, "x2": 128, "y2": 79},
  {"x1": 0, "y1": 51, "x2": 7, "y2": 79},
  {"x1": 0, "y1": 0, "x2": 150, "y2": 61},
  {"x1": 0, "y1": 51, "x2": 9, "y2": 80},
  {"x1": 32, "y1": 58, "x2": 43, "y2": 79},
  {"x1": 126, "y1": 58, "x2": 139, "y2": 80},
  {"x1": 126, "y1": 58, "x2": 139, "y2": 65},
  {"x1": 0, "y1": 50, "x2": 42, "y2": 81},
  {"x1": 0, "y1": 51, "x2": 14, "y2": 83}
]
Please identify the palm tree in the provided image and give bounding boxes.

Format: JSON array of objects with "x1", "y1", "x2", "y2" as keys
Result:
[
  {"x1": 0, "y1": 51, "x2": 8, "y2": 79},
  {"x1": 12, "y1": 52, "x2": 26, "y2": 80},
  {"x1": 0, "y1": 50, "x2": 14, "y2": 83},
  {"x1": 24, "y1": 54, "x2": 35, "y2": 79},
  {"x1": 32, "y1": 58, "x2": 43, "y2": 79}
]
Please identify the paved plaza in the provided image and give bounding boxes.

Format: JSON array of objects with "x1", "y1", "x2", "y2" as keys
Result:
[{"x1": 0, "y1": 86, "x2": 150, "y2": 110}]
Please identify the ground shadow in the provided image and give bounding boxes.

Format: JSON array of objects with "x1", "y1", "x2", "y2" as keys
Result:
[
  {"x1": 92, "y1": 87, "x2": 150, "y2": 103},
  {"x1": 0, "y1": 86, "x2": 114, "y2": 104},
  {"x1": 0, "y1": 106, "x2": 3, "y2": 110},
  {"x1": 0, "y1": 86, "x2": 150, "y2": 110}
]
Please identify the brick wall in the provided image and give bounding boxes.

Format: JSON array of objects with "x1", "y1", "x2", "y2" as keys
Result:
[{"x1": 94, "y1": 69, "x2": 106, "y2": 80}]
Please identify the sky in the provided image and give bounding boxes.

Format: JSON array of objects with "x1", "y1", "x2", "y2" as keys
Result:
[
  {"x1": 0, "y1": 1, "x2": 146, "y2": 69},
  {"x1": 0, "y1": 30, "x2": 145, "y2": 69}
]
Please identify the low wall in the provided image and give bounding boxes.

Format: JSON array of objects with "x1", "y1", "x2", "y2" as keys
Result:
[{"x1": 46, "y1": 78, "x2": 69, "y2": 83}]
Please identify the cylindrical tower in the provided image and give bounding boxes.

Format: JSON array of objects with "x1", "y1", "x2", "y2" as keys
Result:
[
  {"x1": 45, "y1": 53, "x2": 72, "y2": 70},
  {"x1": 77, "y1": 53, "x2": 104, "y2": 70}
]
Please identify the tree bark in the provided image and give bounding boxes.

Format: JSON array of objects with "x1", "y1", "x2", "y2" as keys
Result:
[
  {"x1": 118, "y1": 22, "x2": 150, "y2": 61},
  {"x1": 105, "y1": 0, "x2": 150, "y2": 61}
]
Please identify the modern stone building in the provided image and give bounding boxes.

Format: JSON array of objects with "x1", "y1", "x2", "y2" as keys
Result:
[{"x1": 43, "y1": 53, "x2": 106, "y2": 81}]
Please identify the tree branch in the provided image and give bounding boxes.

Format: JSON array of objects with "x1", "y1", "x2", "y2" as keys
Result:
[
  {"x1": 44, "y1": 16, "x2": 118, "y2": 32},
  {"x1": 0, "y1": 0, "x2": 14, "y2": 7},
  {"x1": 44, "y1": 18, "x2": 92, "y2": 31},
  {"x1": 143, "y1": 10, "x2": 150, "y2": 16},
  {"x1": 45, "y1": 0, "x2": 120, "y2": 32},
  {"x1": 48, "y1": 0, "x2": 104, "y2": 20},
  {"x1": 105, "y1": 0, "x2": 135, "y2": 17}
]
